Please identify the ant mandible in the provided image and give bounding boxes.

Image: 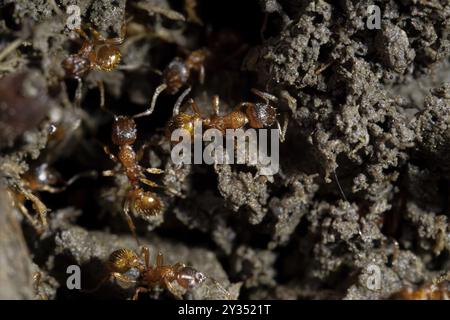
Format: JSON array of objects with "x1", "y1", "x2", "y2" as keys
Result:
[
  {"x1": 101, "y1": 247, "x2": 231, "y2": 300},
  {"x1": 165, "y1": 87, "x2": 287, "y2": 141}
]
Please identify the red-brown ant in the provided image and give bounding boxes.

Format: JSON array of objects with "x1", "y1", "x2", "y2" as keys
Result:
[
  {"x1": 102, "y1": 90, "x2": 166, "y2": 242},
  {"x1": 7, "y1": 163, "x2": 96, "y2": 234},
  {"x1": 96, "y1": 247, "x2": 232, "y2": 300},
  {"x1": 165, "y1": 87, "x2": 287, "y2": 141}
]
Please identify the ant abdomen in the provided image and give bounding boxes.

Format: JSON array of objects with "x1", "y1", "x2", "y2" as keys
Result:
[
  {"x1": 245, "y1": 103, "x2": 277, "y2": 129},
  {"x1": 108, "y1": 248, "x2": 140, "y2": 273},
  {"x1": 96, "y1": 45, "x2": 121, "y2": 71},
  {"x1": 130, "y1": 189, "x2": 163, "y2": 217},
  {"x1": 111, "y1": 116, "x2": 137, "y2": 145}
]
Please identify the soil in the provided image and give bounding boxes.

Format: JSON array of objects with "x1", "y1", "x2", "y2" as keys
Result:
[{"x1": 0, "y1": 0, "x2": 449, "y2": 299}]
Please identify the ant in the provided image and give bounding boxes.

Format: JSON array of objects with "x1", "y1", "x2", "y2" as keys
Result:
[
  {"x1": 8, "y1": 163, "x2": 96, "y2": 234},
  {"x1": 390, "y1": 272, "x2": 449, "y2": 300},
  {"x1": 96, "y1": 247, "x2": 231, "y2": 300},
  {"x1": 165, "y1": 87, "x2": 287, "y2": 141},
  {"x1": 102, "y1": 90, "x2": 166, "y2": 242},
  {"x1": 62, "y1": 22, "x2": 126, "y2": 106},
  {"x1": 145, "y1": 49, "x2": 209, "y2": 117}
]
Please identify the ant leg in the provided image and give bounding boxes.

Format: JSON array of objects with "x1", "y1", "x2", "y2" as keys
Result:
[
  {"x1": 123, "y1": 196, "x2": 140, "y2": 246},
  {"x1": 136, "y1": 142, "x2": 149, "y2": 161},
  {"x1": 156, "y1": 252, "x2": 164, "y2": 267},
  {"x1": 86, "y1": 25, "x2": 106, "y2": 43},
  {"x1": 74, "y1": 78, "x2": 83, "y2": 108},
  {"x1": 164, "y1": 278, "x2": 183, "y2": 300},
  {"x1": 251, "y1": 88, "x2": 278, "y2": 104},
  {"x1": 18, "y1": 187, "x2": 48, "y2": 230},
  {"x1": 173, "y1": 87, "x2": 192, "y2": 116},
  {"x1": 199, "y1": 64, "x2": 205, "y2": 85},
  {"x1": 277, "y1": 114, "x2": 288, "y2": 143},
  {"x1": 145, "y1": 168, "x2": 164, "y2": 175},
  {"x1": 15, "y1": 196, "x2": 44, "y2": 233},
  {"x1": 32, "y1": 272, "x2": 49, "y2": 300},
  {"x1": 111, "y1": 272, "x2": 137, "y2": 285},
  {"x1": 65, "y1": 170, "x2": 98, "y2": 186},
  {"x1": 102, "y1": 169, "x2": 119, "y2": 177},
  {"x1": 103, "y1": 146, "x2": 119, "y2": 162},
  {"x1": 133, "y1": 84, "x2": 167, "y2": 119},
  {"x1": 140, "y1": 178, "x2": 159, "y2": 188},
  {"x1": 189, "y1": 99, "x2": 202, "y2": 115},
  {"x1": 140, "y1": 246, "x2": 150, "y2": 268},
  {"x1": 172, "y1": 262, "x2": 186, "y2": 272},
  {"x1": 102, "y1": 21, "x2": 127, "y2": 45},
  {"x1": 39, "y1": 171, "x2": 98, "y2": 193},
  {"x1": 132, "y1": 287, "x2": 148, "y2": 300},
  {"x1": 211, "y1": 95, "x2": 220, "y2": 116},
  {"x1": 433, "y1": 272, "x2": 450, "y2": 286},
  {"x1": 209, "y1": 277, "x2": 233, "y2": 300},
  {"x1": 81, "y1": 274, "x2": 112, "y2": 293}
]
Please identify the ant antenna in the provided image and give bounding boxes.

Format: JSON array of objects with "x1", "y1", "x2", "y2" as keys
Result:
[
  {"x1": 207, "y1": 277, "x2": 233, "y2": 300},
  {"x1": 251, "y1": 88, "x2": 278, "y2": 105},
  {"x1": 133, "y1": 84, "x2": 167, "y2": 119},
  {"x1": 97, "y1": 81, "x2": 118, "y2": 120},
  {"x1": 333, "y1": 168, "x2": 348, "y2": 202},
  {"x1": 173, "y1": 87, "x2": 192, "y2": 116}
]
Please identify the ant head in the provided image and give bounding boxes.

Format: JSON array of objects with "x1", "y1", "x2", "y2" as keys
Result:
[
  {"x1": 62, "y1": 55, "x2": 91, "y2": 78},
  {"x1": 111, "y1": 116, "x2": 137, "y2": 145},
  {"x1": 176, "y1": 266, "x2": 206, "y2": 289},
  {"x1": 163, "y1": 59, "x2": 189, "y2": 94},
  {"x1": 131, "y1": 189, "x2": 163, "y2": 217},
  {"x1": 96, "y1": 45, "x2": 121, "y2": 71},
  {"x1": 246, "y1": 103, "x2": 277, "y2": 128}
]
